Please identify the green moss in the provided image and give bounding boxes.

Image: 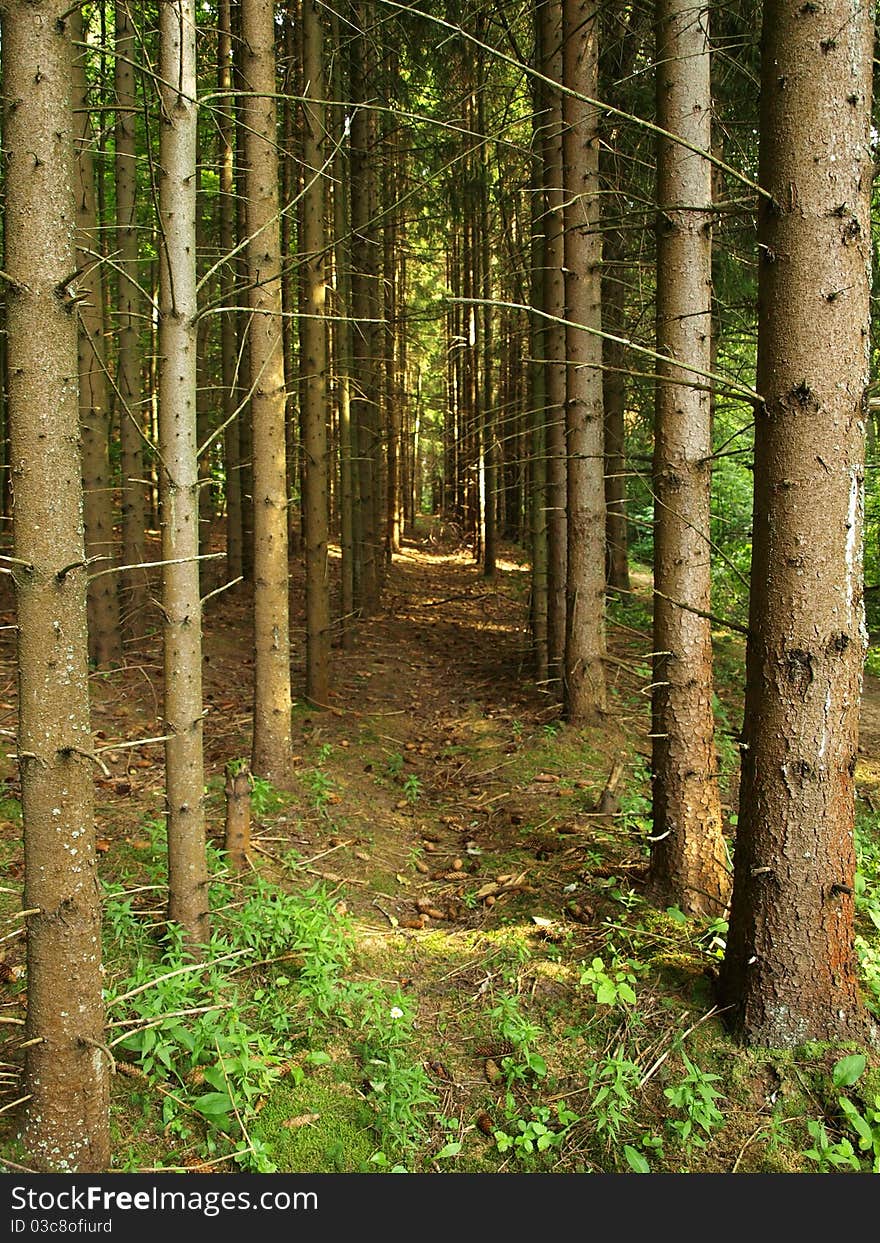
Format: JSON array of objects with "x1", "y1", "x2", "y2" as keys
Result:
[{"x1": 255, "y1": 1070, "x2": 377, "y2": 1172}]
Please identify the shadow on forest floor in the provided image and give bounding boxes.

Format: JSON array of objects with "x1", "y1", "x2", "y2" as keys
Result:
[{"x1": 0, "y1": 519, "x2": 879, "y2": 1173}]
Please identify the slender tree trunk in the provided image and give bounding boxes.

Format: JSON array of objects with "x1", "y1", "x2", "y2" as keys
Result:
[
  {"x1": 477, "y1": 75, "x2": 497, "y2": 578},
  {"x1": 529, "y1": 112, "x2": 549, "y2": 683},
  {"x1": 158, "y1": 0, "x2": 210, "y2": 949},
  {"x1": 601, "y1": 212, "x2": 630, "y2": 593},
  {"x1": 3, "y1": 0, "x2": 110, "y2": 1170},
  {"x1": 719, "y1": 0, "x2": 873, "y2": 1044},
  {"x1": 242, "y1": 0, "x2": 293, "y2": 778},
  {"x1": 115, "y1": 0, "x2": 149, "y2": 637},
  {"x1": 71, "y1": 12, "x2": 122, "y2": 668},
  {"x1": 539, "y1": 0, "x2": 567, "y2": 691},
  {"x1": 301, "y1": 0, "x2": 331, "y2": 705},
  {"x1": 331, "y1": 8, "x2": 356, "y2": 649},
  {"x1": 233, "y1": 4, "x2": 254, "y2": 584},
  {"x1": 650, "y1": 0, "x2": 729, "y2": 917},
  {"x1": 561, "y1": 0, "x2": 606, "y2": 722},
  {"x1": 218, "y1": 0, "x2": 243, "y2": 581},
  {"x1": 349, "y1": 7, "x2": 380, "y2": 615}
]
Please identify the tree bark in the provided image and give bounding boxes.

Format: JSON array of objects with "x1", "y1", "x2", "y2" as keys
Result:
[
  {"x1": 330, "y1": 8, "x2": 356, "y2": 650},
  {"x1": 649, "y1": 0, "x2": 729, "y2": 918},
  {"x1": 158, "y1": 0, "x2": 210, "y2": 949},
  {"x1": 115, "y1": 1, "x2": 150, "y2": 638},
  {"x1": 301, "y1": 0, "x2": 331, "y2": 705},
  {"x1": 719, "y1": 0, "x2": 873, "y2": 1044},
  {"x1": 538, "y1": 0, "x2": 567, "y2": 692},
  {"x1": 241, "y1": 0, "x2": 293, "y2": 778},
  {"x1": 71, "y1": 11, "x2": 122, "y2": 668},
  {"x1": 217, "y1": 0, "x2": 243, "y2": 582},
  {"x1": 562, "y1": 0, "x2": 606, "y2": 722},
  {"x1": 349, "y1": 6, "x2": 381, "y2": 615},
  {"x1": 2, "y1": 0, "x2": 110, "y2": 1170}
]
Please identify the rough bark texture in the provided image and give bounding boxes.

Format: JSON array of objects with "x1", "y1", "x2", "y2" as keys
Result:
[
  {"x1": 539, "y1": 0, "x2": 567, "y2": 691},
  {"x1": 242, "y1": 0, "x2": 293, "y2": 778},
  {"x1": 331, "y1": 10, "x2": 356, "y2": 651},
  {"x1": 217, "y1": 0, "x2": 243, "y2": 582},
  {"x1": 650, "y1": 0, "x2": 729, "y2": 918},
  {"x1": 349, "y1": 7, "x2": 381, "y2": 616},
  {"x1": 158, "y1": 0, "x2": 210, "y2": 948},
  {"x1": 301, "y1": 0, "x2": 331, "y2": 705},
  {"x1": 224, "y1": 762, "x2": 252, "y2": 871},
  {"x1": 115, "y1": 0, "x2": 149, "y2": 636},
  {"x1": 562, "y1": 0, "x2": 606, "y2": 722},
  {"x1": 3, "y1": 0, "x2": 110, "y2": 1170},
  {"x1": 529, "y1": 99, "x2": 549, "y2": 683},
  {"x1": 71, "y1": 12, "x2": 121, "y2": 668},
  {"x1": 719, "y1": 0, "x2": 874, "y2": 1045},
  {"x1": 601, "y1": 203, "x2": 630, "y2": 594}
]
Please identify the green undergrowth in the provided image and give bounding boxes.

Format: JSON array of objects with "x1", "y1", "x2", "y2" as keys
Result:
[{"x1": 103, "y1": 826, "x2": 436, "y2": 1172}]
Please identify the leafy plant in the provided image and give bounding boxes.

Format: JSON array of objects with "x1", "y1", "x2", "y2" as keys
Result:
[
  {"x1": 402, "y1": 773, "x2": 422, "y2": 804},
  {"x1": 586, "y1": 1053, "x2": 642, "y2": 1144},
  {"x1": 663, "y1": 1051, "x2": 725, "y2": 1149},
  {"x1": 580, "y1": 955, "x2": 638, "y2": 1006}
]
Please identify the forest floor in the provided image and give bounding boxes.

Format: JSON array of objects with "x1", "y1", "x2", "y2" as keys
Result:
[{"x1": 1, "y1": 520, "x2": 879, "y2": 1174}]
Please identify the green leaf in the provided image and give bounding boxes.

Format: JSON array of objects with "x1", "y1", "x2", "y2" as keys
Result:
[
  {"x1": 435, "y1": 1141, "x2": 462, "y2": 1159},
  {"x1": 666, "y1": 907, "x2": 688, "y2": 925},
  {"x1": 618, "y1": 982, "x2": 637, "y2": 1005},
  {"x1": 192, "y1": 1091, "x2": 233, "y2": 1117},
  {"x1": 306, "y1": 1050, "x2": 332, "y2": 1066},
  {"x1": 624, "y1": 1145, "x2": 650, "y2": 1173},
  {"x1": 839, "y1": 1097, "x2": 874, "y2": 1148},
  {"x1": 595, "y1": 981, "x2": 617, "y2": 1005},
  {"x1": 527, "y1": 1052, "x2": 547, "y2": 1077},
  {"x1": 832, "y1": 1054, "x2": 866, "y2": 1088}
]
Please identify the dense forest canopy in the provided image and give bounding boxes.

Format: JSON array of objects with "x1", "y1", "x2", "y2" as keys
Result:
[{"x1": 0, "y1": 0, "x2": 879, "y2": 1181}]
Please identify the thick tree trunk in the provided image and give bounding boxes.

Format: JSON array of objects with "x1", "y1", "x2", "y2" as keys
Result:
[
  {"x1": 562, "y1": 0, "x2": 606, "y2": 722},
  {"x1": 649, "y1": 0, "x2": 729, "y2": 918},
  {"x1": 71, "y1": 12, "x2": 122, "y2": 668},
  {"x1": 242, "y1": 0, "x2": 293, "y2": 777},
  {"x1": 301, "y1": 0, "x2": 331, "y2": 705},
  {"x1": 3, "y1": 0, "x2": 110, "y2": 1170},
  {"x1": 719, "y1": 0, "x2": 873, "y2": 1044},
  {"x1": 158, "y1": 0, "x2": 210, "y2": 949}
]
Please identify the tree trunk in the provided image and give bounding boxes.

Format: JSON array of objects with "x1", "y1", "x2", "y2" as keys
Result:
[
  {"x1": 539, "y1": 0, "x2": 567, "y2": 692},
  {"x1": 71, "y1": 12, "x2": 122, "y2": 668},
  {"x1": 719, "y1": 0, "x2": 873, "y2": 1044},
  {"x1": 3, "y1": 0, "x2": 110, "y2": 1170},
  {"x1": 158, "y1": 0, "x2": 210, "y2": 949},
  {"x1": 218, "y1": 0, "x2": 243, "y2": 582},
  {"x1": 331, "y1": 8, "x2": 356, "y2": 650},
  {"x1": 301, "y1": 0, "x2": 331, "y2": 705},
  {"x1": 529, "y1": 108, "x2": 549, "y2": 684},
  {"x1": 562, "y1": 0, "x2": 606, "y2": 722},
  {"x1": 649, "y1": 0, "x2": 729, "y2": 918},
  {"x1": 242, "y1": 0, "x2": 293, "y2": 777},
  {"x1": 115, "y1": 0, "x2": 150, "y2": 639},
  {"x1": 349, "y1": 7, "x2": 380, "y2": 615}
]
